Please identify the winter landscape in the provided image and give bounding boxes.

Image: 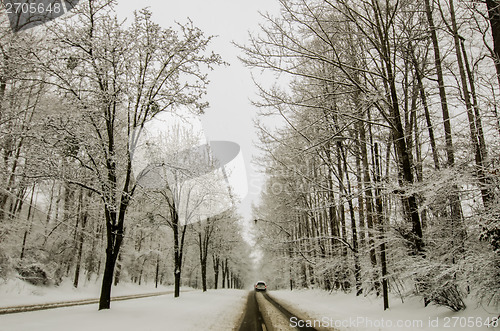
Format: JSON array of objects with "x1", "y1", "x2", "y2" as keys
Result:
[{"x1": 0, "y1": 0, "x2": 499, "y2": 330}]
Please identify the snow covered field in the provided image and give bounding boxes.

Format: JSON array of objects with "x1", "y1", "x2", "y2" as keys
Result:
[
  {"x1": 0, "y1": 278, "x2": 177, "y2": 307},
  {"x1": 270, "y1": 290, "x2": 499, "y2": 331},
  {"x1": 0, "y1": 280, "x2": 247, "y2": 331}
]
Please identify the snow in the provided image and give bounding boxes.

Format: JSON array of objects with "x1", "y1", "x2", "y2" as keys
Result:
[
  {"x1": 0, "y1": 287, "x2": 248, "y2": 331},
  {"x1": 269, "y1": 289, "x2": 499, "y2": 331},
  {"x1": 0, "y1": 278, "x2": 175, "y2": 307},
  {"x1": 3, "y1": 279, "x2": 498, "y2": 331}
]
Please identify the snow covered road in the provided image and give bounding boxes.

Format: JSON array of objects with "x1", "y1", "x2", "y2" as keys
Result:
[
  {"x1": 238, "y1": 291, "x2": 322, "y2": 331},
  {"x1": 0, "y1": 289, "x2": 248, "y2": 331}
]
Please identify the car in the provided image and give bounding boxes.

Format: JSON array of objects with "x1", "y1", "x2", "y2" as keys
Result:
[{"x1": 254, "y1": 281, "x2": 267, "y2": 291}]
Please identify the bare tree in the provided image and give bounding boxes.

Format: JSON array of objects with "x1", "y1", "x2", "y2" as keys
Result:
[{"x1": 34, "y1": 1, "x2": 222, "y2": 309}]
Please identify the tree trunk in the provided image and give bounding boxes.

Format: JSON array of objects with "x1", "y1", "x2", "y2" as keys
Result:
[
  {"x1": 460, "y1": 39, "x2": 487, "y2": 162},
  {"x1": 411, "y1": 45, "x2": 440, "y2": 170},
  {"x1": 155, "y1": 258, "x2": 160, "y2": 288},
  {"x1": 486, "y1": 0, "x2": 500, "y2": 93},
  {"x1": 172, "y1": 199, "x2": 187, "y2": 297},
  {"x1": 448, "y1": 0, "x2": 492, "y2": 207},
  {"x1": 74, "y1": 190, "x2": 89, "y2": 288},
  {"x1": 44, "y1": 181, "x2": 56, "y2": 237},
  {"x1": 374, "y1": 143, "x2": 389, "y2": 310},
  {"x1": 340, "y1": 142, "x2": 362, "y2": 295},
  {"x1": 198, "y1": 232, "x2": 208, "y2": 292},
  {"x1": 64, "y1": 182, "x2": 77, "y2": 277},
  {"x1": 371, "y1": 1, "x2": 424, "y2": 253},
  {"x1": 114, "y1": 251, "x2": 122, "y2": 286},
  {"x1": 212, "y1": 255, "x2": 220, "y2": 289},
  {"x1": 421, "y1": 3, "x2": 465, "y2": 245},
  {"x1": 155, "y1": 243, "x2": 161, "y2": 289},
  {"x1": 20, "y1": 184, "x2": 36, "y2": 260},
  {"x1": 424, "y1": 0, "x2": 455, "y2": 167},
  {"x1": 221, "y1": 258, "x2": 228, "y2": 288},
  {"x1": 354, "y1": 133, "x2": 366, "y2": 248},
  {"x1": 138, "y1": 258, "x2": 147, "y2": 286},
  {"x1": 99, "y1": 187, "x2": 127, "y2": 310},
  {"x1": 356, "y1": 120, "x2": 379, "y2": 269},
  {"x1": 99, "y1": 243, "x2": 120, "y2": 310}
]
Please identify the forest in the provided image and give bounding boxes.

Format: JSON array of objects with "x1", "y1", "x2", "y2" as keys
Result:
[
  {"x1": 1, "y1": 0, "x2": 500, "y2": 317},
  {"x1": 245, "y1": 0, "x2": 500, "y2": 312},
  {"x1": 0, "y1": 0, "x2": 251, "y2": 310}
]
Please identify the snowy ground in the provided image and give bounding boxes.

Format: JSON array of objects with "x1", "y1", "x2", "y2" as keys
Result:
[
  {"x1": 270, "y1": 289, "x2": 499, "y2": 331},
  {"x1": 3, "y1": 279, "x2": 498, "y2": 331},
  {"x1": 0, "y1": 278, "x2": 175, "y2": 307},
  {"x1": 0, "y1": 279, "x2": 248, "y2": 331}
]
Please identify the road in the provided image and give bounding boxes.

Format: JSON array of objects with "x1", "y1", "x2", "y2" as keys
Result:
[
  {"x1": 238, "y1": 291, "x2": 265, "y2": 331},
  {"x1": 238, "y1": 291, "x2": 319, "y2": 331},
  {"x1": 3, "y1": 289, "x2": 322, "y2": 330}
]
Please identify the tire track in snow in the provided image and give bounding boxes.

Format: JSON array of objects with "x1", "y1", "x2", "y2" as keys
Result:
[
  {"x1": 239, "y1": 291, "x2": 321, "y2": 331},
  {"x1": 261, "y1": 292, "x2": 319, "y2": 331}
]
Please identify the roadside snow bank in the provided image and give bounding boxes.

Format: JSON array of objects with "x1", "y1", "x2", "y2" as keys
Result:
[{"x1": 269, "y1": 289, "x2": 499, "y2": 331}]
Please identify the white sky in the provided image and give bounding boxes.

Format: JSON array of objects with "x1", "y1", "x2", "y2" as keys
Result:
[{"x1": 115, "y1": 0, "x2": 282, "y2": 221}]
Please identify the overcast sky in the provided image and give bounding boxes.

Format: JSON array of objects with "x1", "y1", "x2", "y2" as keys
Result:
[{"x1": 115, "y1": 1, "x2": 281, "y2": 221}]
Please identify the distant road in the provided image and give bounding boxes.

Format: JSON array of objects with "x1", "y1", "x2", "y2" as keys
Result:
[{"x1": 0, "y1": 291, "x2": 176, "y2": 315}]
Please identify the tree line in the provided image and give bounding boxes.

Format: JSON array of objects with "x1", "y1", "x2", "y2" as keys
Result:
[
  {"x1": 244, "y1": 0, "x2": 500, "y2": 311},
  {"x1": 0, "y1": 0, "x2": 249, "y2": 310}
]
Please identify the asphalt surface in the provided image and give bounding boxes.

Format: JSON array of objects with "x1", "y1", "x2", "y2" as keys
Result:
[
  {"x1": 238, "y1": 291, "x2": 319, "y2": 331},
  {"x1": 238, "y1": 291, "x2": 265, "y2": 331}
]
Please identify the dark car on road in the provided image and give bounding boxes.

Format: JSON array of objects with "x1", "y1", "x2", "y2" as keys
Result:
[{"x1": 254, "y1": 281, "x2": 267, "y2": 291}]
